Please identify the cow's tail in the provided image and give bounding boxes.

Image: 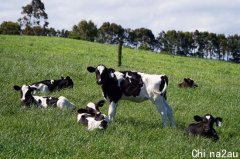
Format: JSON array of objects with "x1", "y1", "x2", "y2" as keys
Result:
[{"x1": 153, "y1": 75, "x2": 168, "y2": 95}]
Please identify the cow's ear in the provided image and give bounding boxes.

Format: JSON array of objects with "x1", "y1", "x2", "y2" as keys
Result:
[
  {"x1": 13, "y1": 85, "x2": 21, "y2": 91},
  {"x1": 77, "y1": 108, "x2": 87, "y2": 114},
  {"x1": 194, "y1": 115, "x2": 203, "y2": 122},
  {"x1": 215, "y1": 117, "x2": 223, "y2": 127},
  {"x1": 87, "y1": 66, "x2": 96, "y2": 73},
  {"x1": 28, "y1": 86, "x2": 37, "y2": 91},
  {"x1": 96, "y1": 100, "x2": 105, "y2": 108},
  {"x1": 108, "y1": 68, "x2": 115, "y2": 72},
  {"x1": 66, "y1": 76, "x2": 70, "y2": 79}
]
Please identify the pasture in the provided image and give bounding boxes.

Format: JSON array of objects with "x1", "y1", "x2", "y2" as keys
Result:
[{"x1": 0, "y1": 35, "x2": 239, "y2": 158}]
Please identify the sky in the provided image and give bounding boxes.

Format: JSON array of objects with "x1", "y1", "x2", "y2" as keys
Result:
[{"x1": 1, "y1": 0, "x2": 240, "y2": 36}]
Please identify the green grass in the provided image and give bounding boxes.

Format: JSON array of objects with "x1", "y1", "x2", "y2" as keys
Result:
[{"x1": 0, "y1": 35, "x2": 239, "y2": 159}]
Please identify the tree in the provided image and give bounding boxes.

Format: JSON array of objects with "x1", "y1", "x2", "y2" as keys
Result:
[
  {"x1": 217, "y1": 34, "x2": 227, "y2": 60},
  {"x1": 0, "y1": 21, "x2": 20, "y2": 35},
  {"x1": 164, "y1": 30, "x2": 178, "y2": 54},
  {"x1": 122, "y1": 28, "x2": 136, "y2": 48},
  {"x1": 69, "y1": 20, "x2": 97, "y2": 41},
  {"x1": 18, "y1": 0, "x2": 48, "y2": 35},
  {"x1": 45, "y1": 27, "x2": 57, "y2": 36},
  {"x1": 228, "y1": 35, "x2": 240, "y2": 63},
  {"x1": 97, "y1": 22, "x2": 124, "y2": 44},
  {"x1": 156, "y1": 31, "x2": 168, "y2": 52},
  {"x1": 133, "y1": 28, "x2": 155, "y2": 50}
]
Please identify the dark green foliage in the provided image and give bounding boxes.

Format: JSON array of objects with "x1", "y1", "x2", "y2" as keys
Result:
[
  {"x1": 0, "y1": 21, "x2": 20, "y2": 35},
  {"x1": 133, "y1": 27, "x2": 155, "y2": 44},
  {"x1": 69, "y1": 20, "x2": 97, "y2": 41},
  {"x1": 156, "y1": 30, "x2": 240, "y2": 63},
  {"x1": 138, "y1": 43, "x2": 151, "y2": 51},
  {"x1": 97, "y1": 22, "x2": 124, "y2": 44}
]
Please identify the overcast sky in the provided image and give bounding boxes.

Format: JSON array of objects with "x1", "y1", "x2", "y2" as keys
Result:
[{"x1": 1, "y1": 0, "x2": 240, "y2": 36}]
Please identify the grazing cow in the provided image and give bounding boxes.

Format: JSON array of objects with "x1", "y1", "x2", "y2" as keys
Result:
[
  {"x1": 77, "y1": 100, "x2": 109, "y2": 130},
  {"x1": 30, "y1": 76, "x2": 74, "y2": 94},
  {"x1": 87, "y1": 64, "x2": 176, "y2": 128},
  {"x1": 13, "y1": 85, "x2": 75, "y2": 109},
  {"x1": 178, "y1": 78, "x2": 198, "y2": 88},
  {"x1": 186, "y1": 114, "x2": 222, "y2": 141}
]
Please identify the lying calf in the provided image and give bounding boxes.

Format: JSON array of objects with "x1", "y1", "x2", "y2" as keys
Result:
[
  {"x1": 186, "y1": 114, "x2": 222, "y2": 141},
  {"x1": 30, "y1": 76, "x2": 74, "y2": 94},
  {"x1": 178, "y1": 78, "x2": 198, "y2": 88},
  {"x1": 13, "y1": 85, "x2": 75, "y2": 109},
  {"x1": 77, "y1": 100, "x2": 109, "y2": 131}
]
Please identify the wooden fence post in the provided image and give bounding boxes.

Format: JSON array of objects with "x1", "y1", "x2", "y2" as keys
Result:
[{"x1": 118, "y1": 37, "x2": 123, "y2": 67}]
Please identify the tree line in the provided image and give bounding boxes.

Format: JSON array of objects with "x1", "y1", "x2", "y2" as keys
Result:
[{"x1": 1, "y1": 0, "x2": 239, "y2": 63}]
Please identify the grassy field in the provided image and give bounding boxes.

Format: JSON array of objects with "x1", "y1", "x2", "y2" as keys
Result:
[{"x1": 0, "y1": 35, "x2": 239, "y2": 159}]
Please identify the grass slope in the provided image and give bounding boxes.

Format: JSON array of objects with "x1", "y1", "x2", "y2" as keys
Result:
[{"x1": 0, "y1": 35, "x2": 239, "y2": 159}]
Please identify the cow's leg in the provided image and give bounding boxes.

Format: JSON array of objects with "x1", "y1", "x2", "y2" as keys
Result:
[
  {"x1": 151, "y1": 96, "x2": 168, "y2": 127},
  {"x1": 162, "y1": 98, "x2": 176, "y2": 128},
  {"x1": 108, "y1": 101, "x2": 117, "y2": 121}
]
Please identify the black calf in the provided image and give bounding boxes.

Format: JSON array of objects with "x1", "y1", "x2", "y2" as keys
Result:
[
  {"x1": 178, "y1": 78, "x2": 198, "y2": 88},
  {"x1": 186, "y1": 114, "x2": 222, "y2": 141}
]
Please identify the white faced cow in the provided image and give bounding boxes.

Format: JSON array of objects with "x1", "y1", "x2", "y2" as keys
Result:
[
  {"x1": 13, "y1": 85, "x2": 75, "y2": 109},
  {"x1": 87, "y1": 64, "x2": 176, "y2": 128},
  {"x1": 30, "y1": 76, "x2": 74, "y2": 94},
  {"x1": 77, "y1": 100, "x2": 109, "y2": 130},
  {"x1": 186, "y1": 114, "x2": 223, "y2": 141}
]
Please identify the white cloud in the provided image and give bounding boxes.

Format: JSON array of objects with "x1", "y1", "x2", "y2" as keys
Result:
[{"x1": 0, "y1": 0, "x2": 240, "y2": 35}]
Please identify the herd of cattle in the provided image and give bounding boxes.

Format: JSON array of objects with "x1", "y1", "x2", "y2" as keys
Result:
[{"x1": 13, "y1": 64, "x2": 222, "y2": 141}]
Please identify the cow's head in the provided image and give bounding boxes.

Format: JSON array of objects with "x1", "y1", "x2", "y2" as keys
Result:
[
  {"x1": 59, "y1": 76, "x2": 74, "y2": 88},
  {"x1": 87, "y1": 65, "x2": 115, "y2": 85},
  {"x1": 194, "y1": 114, "x2": 222, "y2": 131},
  {"x1": 96, "y1": 114, "x2": 109, "y2": 129},
  {"x1": 13, "y1": 85, "x2": 36, "y2": 106},
  {"x1": 78, "y1": 100, "x2": 105, "y2": 116},
  {"x1": 178, "y1": 78, "x2": 198, "y2": 88}
]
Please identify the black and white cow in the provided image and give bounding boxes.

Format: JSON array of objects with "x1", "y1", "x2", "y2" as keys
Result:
[
  {"x1": 30, "y1": 76, "x2": 74, "y2": 94},
  {"x1": 77, "y1": 100, "x2": 109, "y2": 130},
  {"x1": 13, "y1": 85, "x2": 75, "y2": 109},
  {"x1": 87, "y1": 64, "x2": 176, "y2": 127},
  {"x1": 186, "y1": 114, "x2": 223, "y2": 141}
]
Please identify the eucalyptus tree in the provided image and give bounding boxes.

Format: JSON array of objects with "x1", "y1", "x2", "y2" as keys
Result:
[{"x1": 18, "y1": 0, "x2": 48, "y2": 35}]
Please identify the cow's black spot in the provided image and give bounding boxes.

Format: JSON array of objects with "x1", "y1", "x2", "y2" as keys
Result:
[
  {"x1": 120, "y1": 71, "x2": 143, "y2": 97},
  {"x1": 46, "y1": 97, "x2": 58, "y2": 107}
]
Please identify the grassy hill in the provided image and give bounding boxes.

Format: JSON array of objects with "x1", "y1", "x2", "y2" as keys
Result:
[{"x1": 0, "y1": 35, "x2": 239, "y2": 158}]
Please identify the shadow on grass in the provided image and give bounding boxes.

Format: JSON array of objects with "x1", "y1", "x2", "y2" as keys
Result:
[{"x1": 115, "y1": 116, "x2": 188, "y2": 131}]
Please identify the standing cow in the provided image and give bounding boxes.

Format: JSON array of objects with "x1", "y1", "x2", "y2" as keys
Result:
[{"x1": 87, "y1": 64, "x2": 176, "y2": 128}]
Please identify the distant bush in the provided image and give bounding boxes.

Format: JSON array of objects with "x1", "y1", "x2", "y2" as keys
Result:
[
  {"x1": 138, "y1": 43, "x2": 151, "y2": 51},
  {"x1": 0, "y1": 21, "x2": 20, "y2": 35}
]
